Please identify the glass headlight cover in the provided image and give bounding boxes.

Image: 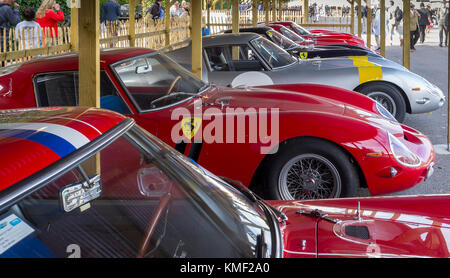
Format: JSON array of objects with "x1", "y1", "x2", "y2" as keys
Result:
[
  {"x1": 388, "y1": 132, "x2": 421, "y2": 167},
  {"x1": 376, "y1": 102, "x2": 397, "y2": 121}
]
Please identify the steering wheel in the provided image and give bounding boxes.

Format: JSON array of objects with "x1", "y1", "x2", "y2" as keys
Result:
[
  {"x1": 166, "y1": 76, "x2": 182, "y2": 96},
  {"x1": 137, "y1": 192, "x2": 172, "y2": 258}
]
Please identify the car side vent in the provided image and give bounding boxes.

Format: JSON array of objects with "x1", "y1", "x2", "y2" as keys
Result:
[{"x1": 345, "y1": 225, "x2": 370, "y2": 240}]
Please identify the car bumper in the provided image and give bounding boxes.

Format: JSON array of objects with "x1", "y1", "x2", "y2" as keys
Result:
[
  {"x1": 409, "y1": 86, "x2": 446, "y2": 114},
  {"x1": 363, "y1": 125, "x2": 435, "y2": 196}
]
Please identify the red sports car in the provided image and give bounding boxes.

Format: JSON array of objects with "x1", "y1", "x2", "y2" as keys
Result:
[
  {"x1": 265, "y1": 21, "x2": 366, "y2": 48},
  {"x1": 0, "y1": 107, "x2": 448, "y2": 258},
  {"x1": 0, "y1": 48, "x2": 434, "y2": 200}
]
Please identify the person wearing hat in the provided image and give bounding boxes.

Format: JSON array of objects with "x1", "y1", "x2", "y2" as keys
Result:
[{"x1": 438, "y1": 1, "x2": 448, "y2": 47}]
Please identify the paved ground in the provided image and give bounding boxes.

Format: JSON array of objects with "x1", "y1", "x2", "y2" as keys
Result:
[{"x1": 356, "y1": 26, "x2": 450, "y2": 197}]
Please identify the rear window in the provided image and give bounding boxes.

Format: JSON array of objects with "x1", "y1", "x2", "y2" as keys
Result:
[{"x1": 34, "y1": 71, "x2": 131, "y2": 115}]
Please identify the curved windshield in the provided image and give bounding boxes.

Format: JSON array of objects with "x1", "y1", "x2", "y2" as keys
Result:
[
  {"x1": 289, "y1": 22, "x2": 312, "y2": 36},
  {"x1": 0, "y1": 122, "x2": 275, "y2": 258},
  {"x1": 250, "y1": 37, "x2": 297, "y2": 68},
  {"x1": 113, "y1": 53, "x2": 208, "y2": 111},
  {"x1": 265, "y1": 29, "x2": 298, "y2": 50},
  {"x1": 278, "y1": 26, "x2": 306, "y2": 44}
]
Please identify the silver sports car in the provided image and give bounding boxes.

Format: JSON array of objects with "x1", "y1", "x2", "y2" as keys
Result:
[{"x1": 167, "y1": 33, "x2": 445, "y2": 122}]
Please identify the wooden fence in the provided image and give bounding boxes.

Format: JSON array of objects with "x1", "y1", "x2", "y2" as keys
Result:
[
  {"x1": 0, "y1": 17, "x2": 190, "y2": 67},
  {"x1": 0, "y1": 9, "x2": 355, "y2": 67}
]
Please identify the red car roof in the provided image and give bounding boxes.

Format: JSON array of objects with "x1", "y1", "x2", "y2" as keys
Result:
[
  {"x1": 9, "y1": 48, "x2": 155, "y2": 73},
  {"x1": 0, "y1": 107, "x2": 126, "y2": 191}
]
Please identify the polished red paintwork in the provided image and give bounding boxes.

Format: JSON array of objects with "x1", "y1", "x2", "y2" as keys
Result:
[
  {"x1": 1, "y1": 107, "x2": 448, "y2": 258},
  {"x1": 270, "y1": 21, "x2": 367, "y2": 48},
  {"x1": 0, "y1": 107, "x2": 126, "y2": 190},
  {"x1": 0, "y1": 49, "x2": 434, "y2": 196},
  {"x1": 270, "y1": 194, "x2": 450, "y2": 258}
]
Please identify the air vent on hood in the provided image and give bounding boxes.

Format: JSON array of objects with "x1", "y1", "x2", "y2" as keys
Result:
[{"x1": 345, "y1": 225, "x2": 370, "y2": 240}]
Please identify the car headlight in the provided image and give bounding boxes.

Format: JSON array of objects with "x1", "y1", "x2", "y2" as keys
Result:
[
  {"x1": 388, "y1": 132, "x2": 421, "y2": 167},
  {"x1": 375, "y1": 102, "x2": 397, "y2": 121}
]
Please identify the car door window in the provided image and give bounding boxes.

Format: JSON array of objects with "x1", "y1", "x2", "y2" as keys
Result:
[
  {"x1": 34, "y1": 71, "x2": 131, "y2": 114},
  {"x1": 205, "y1": 45, "x2": 264, "y2": 72}
]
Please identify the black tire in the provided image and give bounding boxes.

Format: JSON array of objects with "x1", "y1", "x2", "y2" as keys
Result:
[
  {"x1": 258, "y1": 138, "x2": 359, "y2": 200},
  {"x1": 357, "y1": 82, "x2": 407, "y2": 123}
]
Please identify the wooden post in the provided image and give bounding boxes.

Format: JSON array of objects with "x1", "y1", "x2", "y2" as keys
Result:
[
  {"x1": 380, "y1": 0, "x2": 385, "y2": 56},
  {"x1": 207, "y1": 0, "x2": 211, "y2": 31},
  {"x1": 191, "y1": 0, "x2": 202, "y2": 79},
  {"x1": 278, "y1": 0, "x2": 282, "y2": 20},
  {"x1": 232, "y1": 0, "x2": 239, "y2": 60},
  {"x1": 402, "y1": 0, "x2": 410, "y2": 69},
  {"x1": 78, "y1": 0, "x2": 100, "y2": 175},
  {"x1": 129, "y1": 0, "x2": 136, "y2": 47},
  {"x1": 302, "y1": 0, "x2": 308, "y2": 24},
  {"x1": 78, "y1": 0, "x2": 100, "y2": 108},
  {"x1": 70, "y1": 7, "x2": 78, "y2": 51},
  {"x1": 264, "y1": 0, "x2": 269, "y2": 24},
  {"x1": 350, "y1": 0, "x2": 355, "y2": 35},
  {"x1": 272, "y1": 0, "x2": 277, "y2": 21},
  {"x1": 366, "y1": 0, "x2": 371, "y2": 48},
  {"x1": 252, "y1": 0, "x2": 258, "y2": 26},
  {"x1": 165, "y1": 0, "x2": 171, "y2": 46},
  {"x1": 232, "y1": 0, "x2": 239, "y2": 33},
  {"x1": 357, "y1": 0, "x2": 361, "y2": 37}
]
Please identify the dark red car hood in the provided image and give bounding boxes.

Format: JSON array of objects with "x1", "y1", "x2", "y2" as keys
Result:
[
  {"x1": 207, "y1": 85, "x2": 345, "y2": 115},
  {"x1": 269, "y1": 195, "x2": 450, "y2": 258},
  {"x1": 205, "y1": 84, "x2": 403, "y2": 136}
]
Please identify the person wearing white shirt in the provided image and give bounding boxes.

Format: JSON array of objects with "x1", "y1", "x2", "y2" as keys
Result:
[
  {"x1": 15, "y1": 7, "x2": 42, "y2": 50},
  {"x1": 170, "y1": 1, "x2": 183, "y2": 17}
]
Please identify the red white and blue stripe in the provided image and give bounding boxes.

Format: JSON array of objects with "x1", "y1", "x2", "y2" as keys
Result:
[{"x1": 0, "y1": 122, "x2": 91, "y2": 158}]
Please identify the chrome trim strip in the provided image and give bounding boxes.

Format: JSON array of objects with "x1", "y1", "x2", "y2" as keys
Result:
[
  {"x1": 0, "y1": 118, "x2": 135, "y2": 211},
  {"x1": 261, "y1": 202, "x2": 284, "y2": 258}
]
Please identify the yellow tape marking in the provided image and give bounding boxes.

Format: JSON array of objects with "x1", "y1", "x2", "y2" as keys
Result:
[{"x1": 348, "y1": 56, "x2": 383, "y2": 84}]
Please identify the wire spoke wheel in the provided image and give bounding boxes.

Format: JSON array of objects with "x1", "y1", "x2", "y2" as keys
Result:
[
  {"x1": 366, "y1": 91, "x2": 397, "y2": 118},
  {"x1": 278, "y1": 154, "x2": 341, "y2": 200}
]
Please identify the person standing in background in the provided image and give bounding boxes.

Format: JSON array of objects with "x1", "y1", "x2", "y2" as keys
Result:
[
  {"x1": 438, "y1": 1, "x2": 448, "y2": 47},
  {"x1": 426, "y1": 5, "x2": 434, "y2": 33},
  {"x1": 170, "y1": 1, "x2": 183, "y2": 17},
  {"x1": 100, "y1": 0, "x2": 121, "y2": 23},
  {"x1": 361, "y1": 5, "x2": 367, "y2": 33},
  {"x1": 147, "y1": 0, "x2": 162, "y2": 20},
  {"x1": 373, "y1": 4, "x2": 387, "y2": 51},
  {"x1": 417, "y1": 2, "x2": 430, "y2": 43},
  {"x1": 410, "y1": 3, "x2": 420, "y2": 51},
  {"x1": 15, "y1": 7, "x2": 41, "y2": 50},
  {"x1": 36, "y1": 0, "x2": 64, "y2": 38},
  {"x1": 387, "y1": 1, "x2": 396, "y2": 45},
  {"x1": 0, "y1": 0, "x2": 20, "y2": 52},
  {"x1": 180, "y1": 2, "x2": 190, "y2": 18}
]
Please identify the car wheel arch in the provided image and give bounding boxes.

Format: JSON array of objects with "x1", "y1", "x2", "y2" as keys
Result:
[
  {"x1": 354, "y1": 80, "x2": 412, "y2": 114},
  {"x1": 248, "y1": 135, "x2": 368, "y2": 197}
]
